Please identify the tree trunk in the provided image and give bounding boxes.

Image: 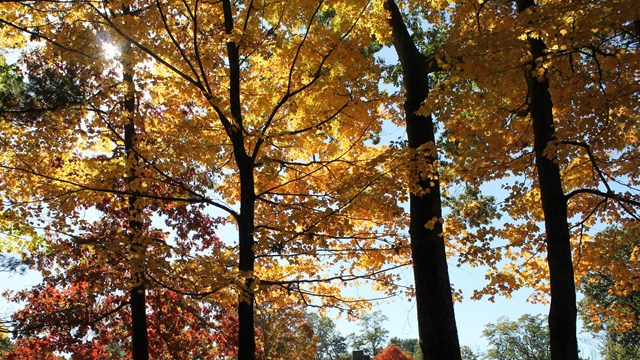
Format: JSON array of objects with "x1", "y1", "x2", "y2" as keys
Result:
[
  {"x1": 236, "y1": 157, "x2": 256, "y2": 360},
  {"x1": 220, "y1": 1, "x2": 257, "y2": 358},
  {"x1": 123, "y1": 44, "x2": 150, "y2": 360},
  {"x1": 516, "y1": 1, "x2": 579, "y2": 359},
  {"x1": 384, "y1": 2, "x2": 462, "y2": 359}
]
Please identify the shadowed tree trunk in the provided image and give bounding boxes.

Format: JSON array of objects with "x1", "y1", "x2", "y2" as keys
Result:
[
  {"x1": 123, "y1": 42, "x2": 150, "y2": 360},
  {"x1": 236, "y1": 155, "x2": 257, "y2": 360},
  {"x1": 516, "y1": 1, "x2": 579, "y2": 359},
  {"x1": 220, "y1": 0, "x2": 257, "y2": 358},
  {"x1": 384, "y1": 1, "x2": 462, "y2": 359}
]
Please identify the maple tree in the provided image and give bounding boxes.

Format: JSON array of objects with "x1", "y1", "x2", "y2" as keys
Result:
[
  {"x1": 5, "y1": 285, "x2": 225, "y2": 359},
  {"x1": 380, "y1": 1, "x2": 465, "y2": 359},
  {"x1": 254, "y1": 301, "x2": 317, "y2": 360},
  {"x1": 374, "y1": 343, "x2": 414, "y2": 360},
  {"x1": 425, "y1": 1, "x2": 639, "y2": 359},
  {"x1": 0, "y1": 1, "x2": 637, "y2": 359},
  {"x1": 2, "y1": 139, "x2": 226, "y2": 359},
  {"x1": 512, "y1": 0, "x2": 579, "y2": 357},
  {"x1": 389, "y1": 338, "x2": 421, "y2": 360},
  {"x1": 0, "y1": 1, "x2": 410, "y2": 359},
  {"x1": 0, "y1": 17, "x2": 228, "y2": 360},
  {"x1": 579, "y1": 222, "x2": 640, "y2": 359},
  {"x1": 121, "y1": 38, "x2": 149, "y2": 360},
  {"x1": 1, "y1": 67, "x2": 235, "y2": 355}
]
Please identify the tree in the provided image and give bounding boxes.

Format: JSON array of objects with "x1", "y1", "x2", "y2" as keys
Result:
[
  {"x1": 483, "y1": 314, "x2": 550, "y2": 360},
  {"x1": 389, "y1": 338, "x2": 421, "y2": 360},
  {"x1": 389, "y1": 338, "x2": 417, "y2": 354},
  {"x1": 6, "y1": 285, "x2": 225, "y2": 359},
  {"x1": 121, "y1": 39, "x2": 149, "y2": 360},
  {"x1": 0, "y1": 42, "x2": 156, "y2": 358},
  {"x1": 255, "y1": 301, "x2": 317, "y2": 360},
  {"x1": 513, "y1": 1, "x2": 579, "y2": 357},
  {"x1": 423, "y1": 1, "x2": 639, "y2": 360},
  {"x1": 0, "y1": 55, "x2": 23, "y2": 109},
  {"x1": 307, "y1": 313, "x2": 350, "y2": 360},
  {"x1": 460, "y1": 346, "x2": 482, "y2": 360},
  {"x1": 383, "y1": 1, "x2": 462, "y2": 359},
  {"x1": 3, "y1": 1, "x2": 635, "y2": 360},
  {"x1": 0, "y1": 54, "x2": 40, "y2": 276},
  {"x1": 579, "y1": 223, "x2": 640, "y2": 360},
  {"x1": 351, "y1": 311, "x2": 390, "y2": 357},
  {"x1": 0, "y1": 333, "x2": 11, "y2": 360},
  {"x1": 374, "y1": 343, "x2": 413, "y2": 360},
  {"x1": 0, "y1": 36, "x2": 229, "y2": 359},
  {"x1": 0, "y1": 2, "x2": 407, "y2": 360}
]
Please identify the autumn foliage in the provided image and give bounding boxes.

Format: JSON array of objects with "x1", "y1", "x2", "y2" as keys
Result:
[
  {"x1": 0, "y1": 0, "x2": 638, "y2": 359},
  {"x1": 374, "y1": 344, "x2": 414, "y2": 360}
]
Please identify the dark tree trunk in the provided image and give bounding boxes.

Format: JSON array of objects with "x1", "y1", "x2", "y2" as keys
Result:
[
  {"x1": 384, "y1": 1, "x2": 462, "y2": 359},
  {"x1": 516, "y1": 1, "x2": 579, "y2": 359},
  {"x1": 220, "y1": 1, "x2": 257, "y2": 358},
  {"x1": 129, "y1": 281, "x2": 149, "y2": 360},
  {"x1": 123, "y1": 45, "x2": 150, "y2": 360},
  {"x1": 236, "y1": 157, "x2": 256, "y2": 360}
]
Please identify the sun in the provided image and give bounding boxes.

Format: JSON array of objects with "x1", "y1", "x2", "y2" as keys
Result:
[{"x1": 101, "y1": 41, "x2": 121, "y2": 60}]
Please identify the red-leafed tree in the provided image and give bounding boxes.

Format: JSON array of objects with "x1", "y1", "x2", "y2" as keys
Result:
[
  {"x1": 374, "y1": 343, "x2": 414, "y2": 360},
  {"x1": 4, "y1": 200, "x2": 232, "y2": 359}
]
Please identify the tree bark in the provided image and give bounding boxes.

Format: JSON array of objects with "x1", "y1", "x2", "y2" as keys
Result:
[
  {"x1": 220, "y1": 1, "x2": 257, "y2": 358},
  {"x1": 236, "y1": 156, "x2": 257, "y2": 360},
  {"x1": 123, "y1": 44, "x2": 150, "y2": 360},
  {"x1": 384, "y1": 2, "x2": 462, "y2": 359},
  {"x1": 516, "y1": 1, "x2": 579, "y2": 359}
]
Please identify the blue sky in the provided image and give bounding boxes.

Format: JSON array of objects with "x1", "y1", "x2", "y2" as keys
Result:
[{"x1": 332, "y1": 262, "x2": 602, "y2": 358}]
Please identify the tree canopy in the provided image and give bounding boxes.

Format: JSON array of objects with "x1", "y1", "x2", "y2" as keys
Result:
[{"x1": 0, "y1": 0, "x2": 637, "y2": 359}]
